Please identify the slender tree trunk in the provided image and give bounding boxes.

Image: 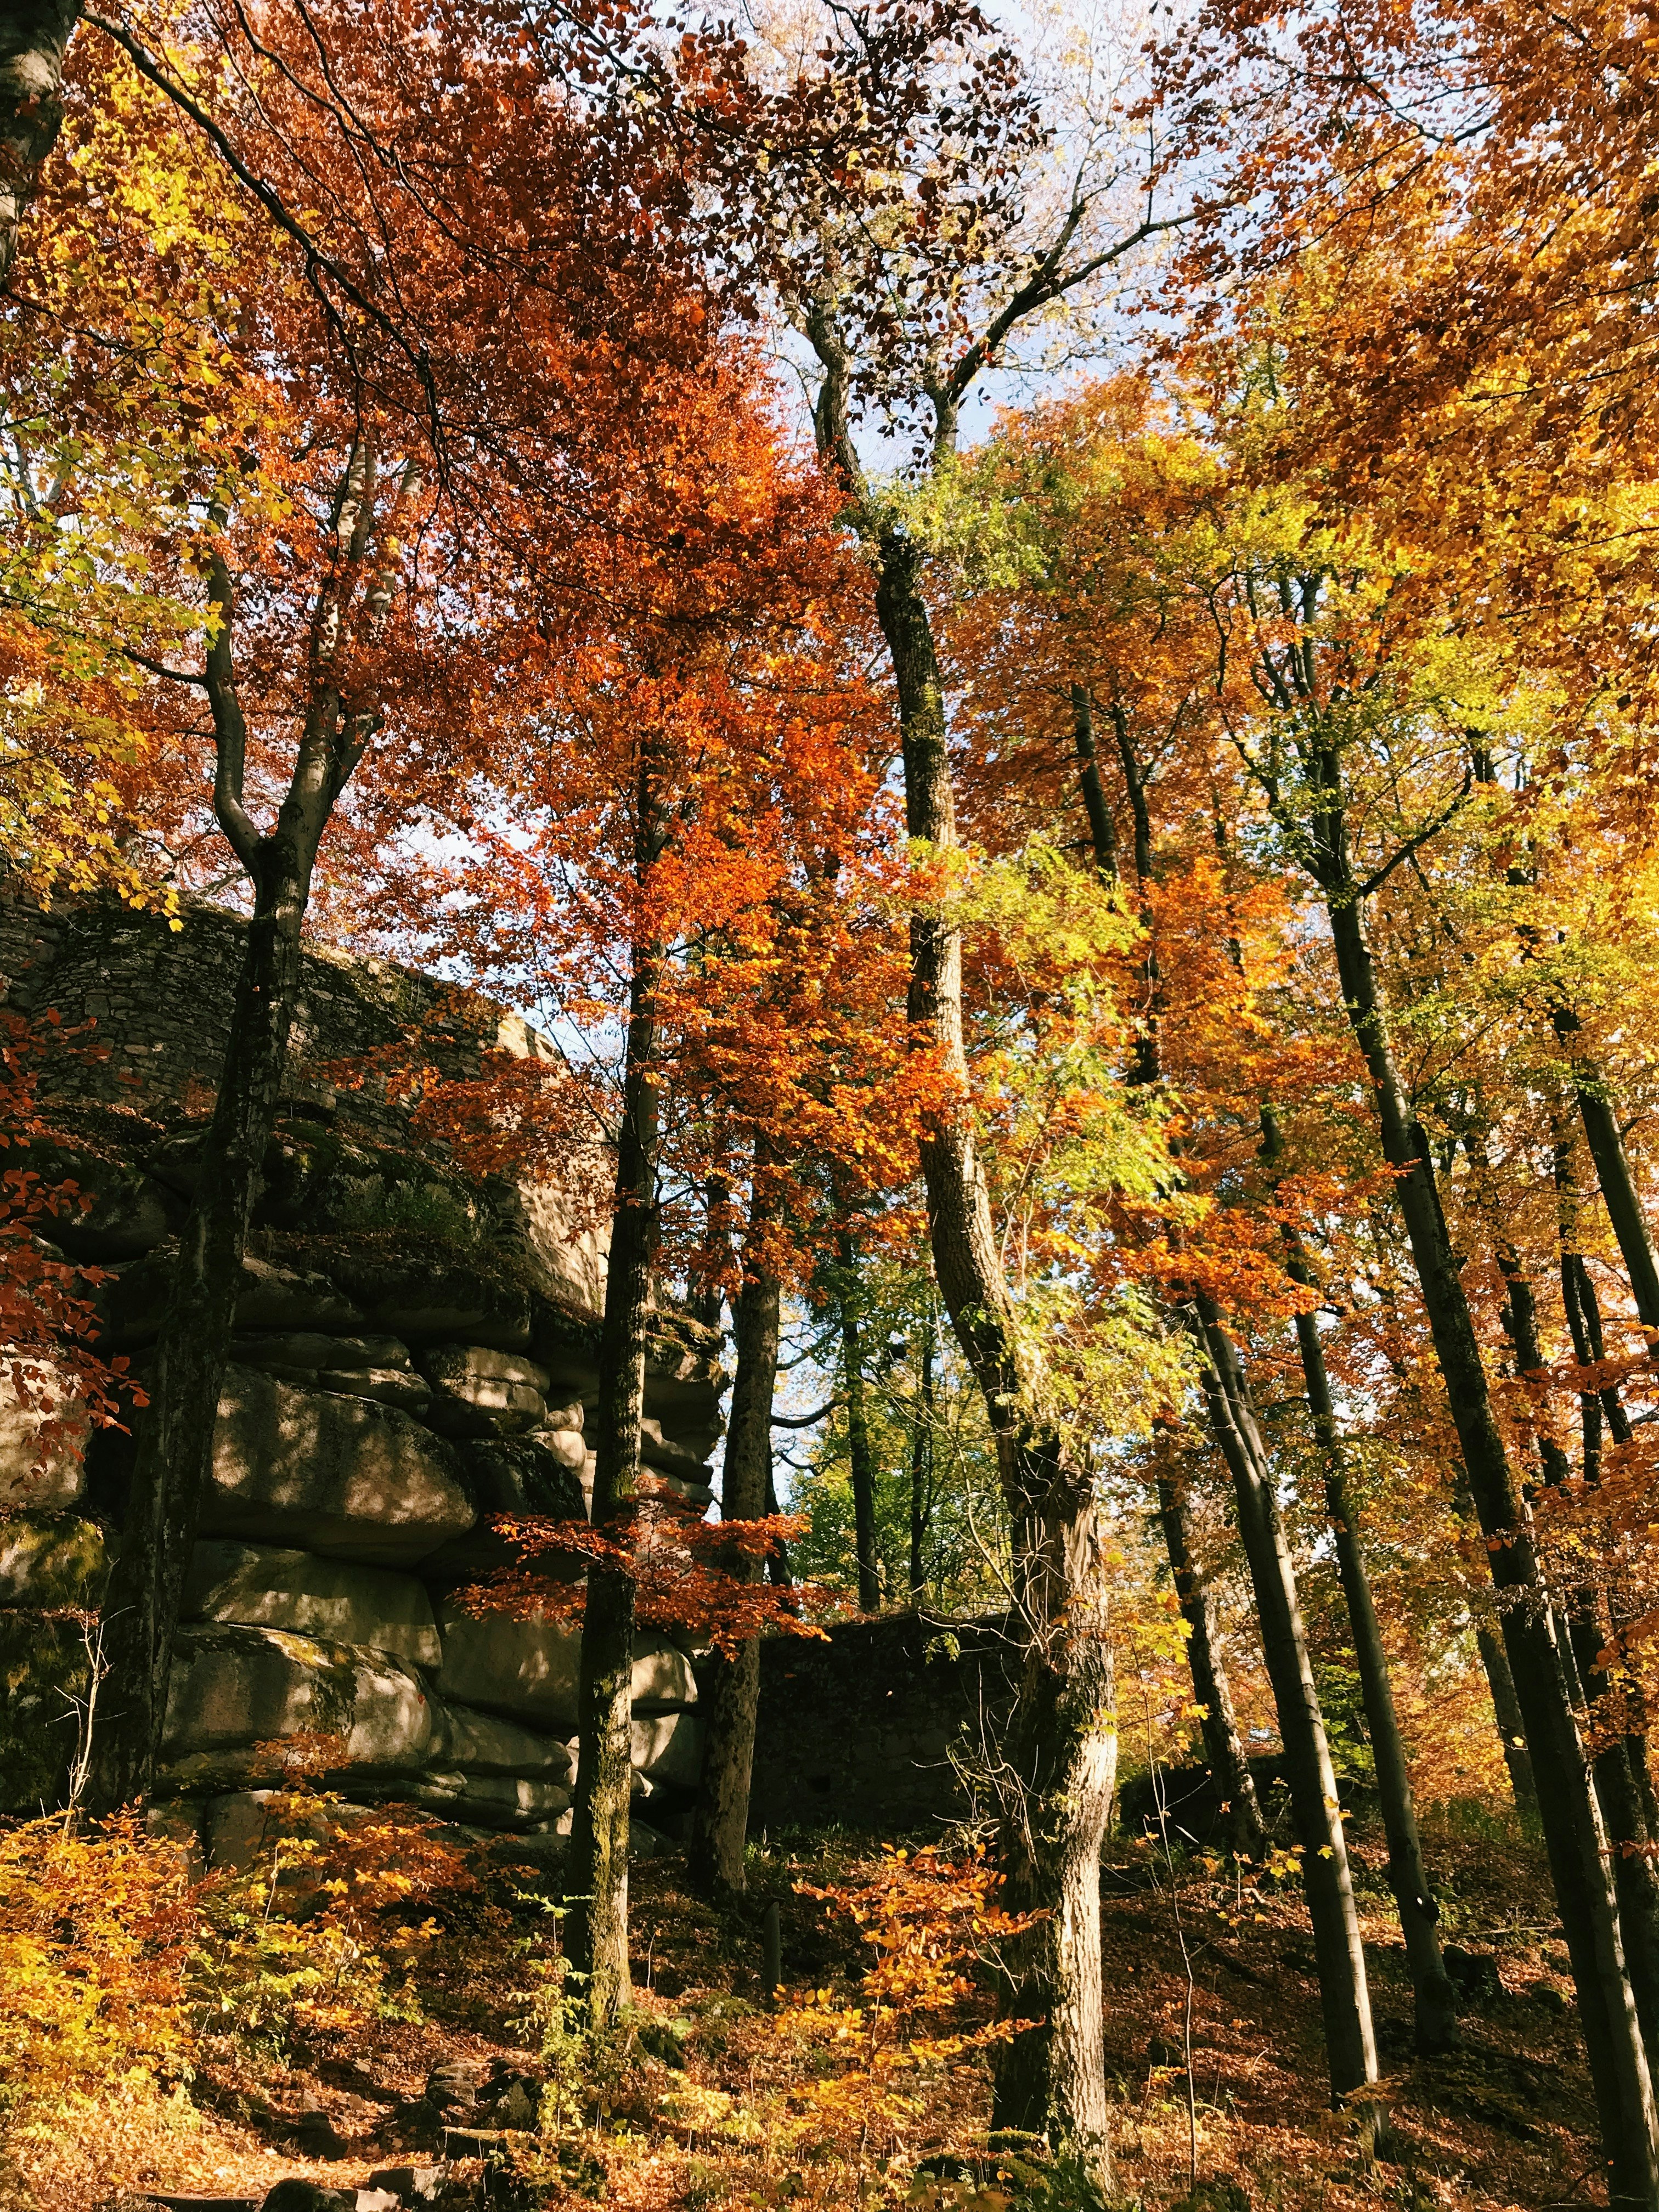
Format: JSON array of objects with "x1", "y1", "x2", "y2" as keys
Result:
[
  {"x1": 1561, "y1": 1229, "x2": 1659, "y2": 1831},
  {"x1": 1262, "y1": 1108, "x2": 1457, "y2": 2052},
  {"x1": 1552, "y1": 1008, "x2": 1659, "y2": 1334},
  {"x1": 837, "y1": 1227, "x2": 883, "y2": 1613},
  {"x1": 86, "y1": 448, "x2": 410, "y2": 1814},
  {"x1": 1079, "y1": 685, "x2": 1263, "y2": 1860},
  {"x1": 0, "y1": 0, "x2": 81, "y2": 289},
  {"x1": 1070, "y1": 682, "x2": 1118, "y2": 880},
  {"x1": 686, "y1": 1207, "x2": 781, "y2": 1897},
  {"x1": 86, "y1": 852, "x2": 311, "y2": 1810},
  {"x1": 1493, "y1": 1237, "x2": 1659, "y2": 2059},
  {"x1": 1477, "y1": 1617, "x2": 1539, "y2": 1810},
  {"x1": 908, "y1": 1315, "x2": 933, "y2": 1608},
  {"x1": 566, "y1": 940, "x2": 661, "y2": 2029},
  {"x1": 1313, "y1": 805, "x2": 1659, "y2": 2207},
  {"x1": 874, "y1": 530, "x2": 1115, "y2": 2181},
  {"x1": 763, "y1": 1456, "x2": 792, "y2": 1589},
  {"x1": 1190, "y1": 1296, "x2": 1381, "y2": 2125},
  {"x1": 1154, "y1": 1458, "x2": 1268, "y2": 1859}
]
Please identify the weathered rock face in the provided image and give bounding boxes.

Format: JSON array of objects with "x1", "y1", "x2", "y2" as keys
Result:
[
  {"x1": 0, "y1": 1513, "x2": 108, "y2": 1609},
  {"x1": 435, "y1": 1605, "x2": 583, "y2": 1731},
  {"x1": 161, "y1": 1623, "x2": 438, "y2": 1784},
  {"x1": 203, "y1": 1368, "x2": 476, "y2": 1565},
  {"x1": 0, "y1": 888, "x2": 727, "y2": 1832},
  {"x1": 182, "y1": 1542, "x2": 442, "y2": 1668}
]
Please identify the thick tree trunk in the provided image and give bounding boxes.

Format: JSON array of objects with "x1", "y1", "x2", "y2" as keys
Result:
[
  {"x1": 875, "y1": 530, "x2": 1115, "y2": 2183},
  {"x1": 1190, "y1": 1297, "x2": 1381, "y2": 2124},
  {"x1": 0, "y1": 0, "x2": 81, "y2": 289},
  {"x1": 686, "y1": 1234, "x2": 781, "y2": 1897},
  {"x1": 837, "y1": 1228, "x2": 883, "y2": 1612},
  {"x1": 1154, "y1": 1464, "x2": 1267, "y2": 1859},
  {"x1": 566, "y1": 947, "x2": 661, "y2": 2030},
  {"x1": 1318, "y1": 844, "x2": 1659, "y2": 2207},
  {"x1": 86, "y1": 851, "x2": 311, "y2": 1810}
]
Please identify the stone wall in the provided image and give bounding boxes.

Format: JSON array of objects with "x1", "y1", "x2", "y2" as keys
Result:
[
  {"x1": 748, "y1": 1614, "x2": 1016, "y2": 1838},
  {"x1": 0, "y1": 890, "x2": 721, "y2": 1859}
]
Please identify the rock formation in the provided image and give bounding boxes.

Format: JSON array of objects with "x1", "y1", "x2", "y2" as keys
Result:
[{"x1": 0, "y1": 889, "x2": 721, "y2": 1858}]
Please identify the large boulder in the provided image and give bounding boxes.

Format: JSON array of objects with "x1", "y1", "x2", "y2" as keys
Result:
[
  {"x1": 201, "y1": 1367, "x2": 474, "y2": 1565},
  {"x1": 232, "y1": 1331, "x2": 416, "y2": 1373},
  {"x1": 431, "y1": 1700, "x2": 573, "y2": 1779},
  {"x1": 418, "y1": 1435, "x2": 586, "y2": 1583},
  {"x1": 411, "y1": 1773, "x2": 572, "y2": 1830},
  {"x1": 324, "y1": 1248, "x2": 533, "y2": 1350},
  {"x1": 631, "y1": 1709, "x2": 705, "y2": 1790},
  {"x1": 420, "y1": 1346, "x2": 549, "y2": 1437},
  {"x1": 18, "y1": 1138, "x2": 179, "y2": 1260},
  {"x1": 633, "y1": 1637, "x2": 698, "y2": 1712},
  {"x1": 182, "y1": 1541, "x2": 441, "y2": 1667},
  {"x1": 0, "y1": 1514, "x2": 108, "y2": 1609},
  {"x1": 161, "y1": 1623, "x2": 436, "y2": 1784},
  {"x1": 436, "y1": 1609, "x2": 696, "y2": 1734},
  {"x1": 435, "y1": 1604, "x2": 583, "y2": 1731}
]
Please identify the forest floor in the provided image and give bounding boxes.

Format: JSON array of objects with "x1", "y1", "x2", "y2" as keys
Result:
[{"x1": 12, "y1": 1799, "x2": 1592, "y2": 2212}]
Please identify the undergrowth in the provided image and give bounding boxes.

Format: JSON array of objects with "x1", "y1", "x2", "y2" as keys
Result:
[{"x1": 0, "y1": 1787, "x2": 1598, "y2": 2212}]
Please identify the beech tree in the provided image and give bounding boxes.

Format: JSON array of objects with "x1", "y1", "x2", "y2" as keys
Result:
[{"x1": 6, "y1": 0, "x2": 739, "y2": 1811}]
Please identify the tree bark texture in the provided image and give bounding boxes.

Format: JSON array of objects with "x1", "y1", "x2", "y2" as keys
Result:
[
  {"x1": 837, "y1": 1228, "x2": 883, "y2": 1612},
  {"x1": 1189, "y1": 1297, "x2": 1381, "y2": 2117},
  {"x1": 874, "y1": 527, "x2": 1116, "y2": 2182},
  {"x1": 0, "y1": 0, "x2": 81, "y2": 288},
  {"x1": 566, "y1": 943, "x2": 661, "y2": 2029},
  {"x1": 1154, "y1": 1464, "x2": 1267, "y2": 1859},
  {"x1": 686, "y1": 1236, "x2": 781, "y2": 1897},
  {"x1": 1315, "y1": 825, "x2": 1659, "y2": 2206}
]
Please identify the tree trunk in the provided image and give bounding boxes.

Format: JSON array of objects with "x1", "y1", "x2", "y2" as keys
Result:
[
  {"x1": 86, "y1": 850, "x2": 312, "y2": 1810},
  {"x1": 1077, "y1": 686, "x2": 1262, "y2": 1862},
  {"x1": 1494, "y1": 1239, "x2": 1659, "y2": 2061},
  {"x1": 875, "y1": 528, "x2": 1115, "y2": 2183},
  {"x1": 1477, "y1": 1618, "x2": 1539, "y2": 1810},
  {"x1": 686, "y1": 1221, "x2": 781, "y2": 1897},
  {"x1": 837, "y1": 1228, "x2": 883, "y2": 1612},
  {"x1": 909, "y1": 1316, "x2": 933, "y2": 1608},
  {"x1": 1262, "y1": 1107, "x2": 1457, "y2": 2052},
  {"x1": 1190, "y1": 1296, "x2": 1381, "y2": 2124},
  {"x1": 565, "y1": 943, "x2": 661, "y2": 2030},
  {"x1": 1154, "y1": 1460, "x2": 1267, "y2": 1859},
  {"x1": 1552, "y1": 1008, "x2": 1659, "y2": 1334},
  {"x1": 0, "y1": 0, "x2": 81, "y2": 289},
  {"x1": 1070, "y1": 683, "x2": 1118, "y2": 879},
  {"x1": 1316, "y1": 821, "x2": 1659, "y2": 2207}
]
